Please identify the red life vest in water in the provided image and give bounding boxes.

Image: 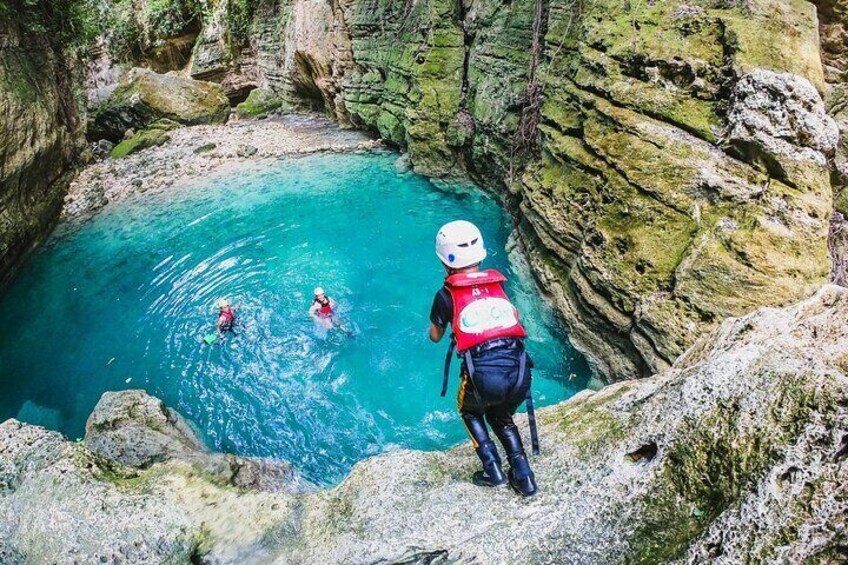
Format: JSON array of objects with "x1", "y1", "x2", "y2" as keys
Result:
[
  {"x1": 444, "y1": 269, "x2": 527, "y2": 353},
  {"x1": 219, "y1": 308, "x2": 234, "y2": 329},
  {"x1": 314, "y1": 297, "x2": 333, "y2": 317}
]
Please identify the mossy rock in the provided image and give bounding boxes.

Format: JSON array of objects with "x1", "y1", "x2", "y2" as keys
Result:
[
  {"x1": 235, "y1": 88, "x2": 284, "y2": 119},
  {"x1": 110, "y1": 128, "x2": 171, "y2": 159},
  {"x1": 92, "y1": 68, "x2": 229, "y2": 142}
]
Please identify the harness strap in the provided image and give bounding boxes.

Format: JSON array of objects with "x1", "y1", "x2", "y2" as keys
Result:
[
  {"x1": 441, "y1": 339, "x2": 456, "y2": 397},
  {"x1": 513, "y1": 351, "x2": 539, "y2": 455},
  {"x1": 526, "y1": 393, "x2": 539, "y2": 456}
]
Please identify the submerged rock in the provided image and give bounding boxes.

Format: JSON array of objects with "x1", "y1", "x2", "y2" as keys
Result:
[
  {"x1": 1, "y1": 286, "x2": 845, "y2": 562},
  {"x1": 90, "y1": 68, "x2": 230, "y2": 142}
]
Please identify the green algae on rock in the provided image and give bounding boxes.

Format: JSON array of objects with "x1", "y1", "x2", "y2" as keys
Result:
[
  {"x1": 109, "y1": 119, "x2": 180, "y2": 158},
  {"x1": 1, "y1": 285, "x2": 845, "y2": 563}
]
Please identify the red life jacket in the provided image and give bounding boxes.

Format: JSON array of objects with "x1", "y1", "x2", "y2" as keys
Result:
[
  {"x1": 444, "y1": 269, "x2": 527, "y2": 353},
  {"x1": 219, "y1": 308, "x2": 234, "y2": 329},
  {"x1": 314, "y1": 297, "x2": 333, "y2": 317}
]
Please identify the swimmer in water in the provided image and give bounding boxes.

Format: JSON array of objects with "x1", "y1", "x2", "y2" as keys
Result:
[
  {"x1": 309, "y1": 287, "x2": 336, "y2": 330},
  {"x1": 216, "y1": 299, "x2": 237, "y2": 337}
]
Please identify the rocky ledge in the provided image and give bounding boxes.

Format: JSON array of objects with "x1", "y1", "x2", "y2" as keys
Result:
[
  {"x1": 2, "y1": 285, "x2": 846, "y2": 564},
  {"x1": 62, "y1": 116, "x2": 382, "y2": 221}
]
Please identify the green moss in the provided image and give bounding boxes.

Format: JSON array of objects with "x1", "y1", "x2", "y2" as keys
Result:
[
  {"x1": 542, "y1": 386, "x2": 632, "y2": 460},
  {"x1": 110, "y1": 128, "x2": 171, "y2": 158},
  {"x1": 235, "y1": 88, "x2": 284, "y2": 119}
]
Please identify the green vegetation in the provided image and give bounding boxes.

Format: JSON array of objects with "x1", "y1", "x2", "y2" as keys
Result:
[
  {"x1": 235, "y1": 88, "x2": 284, "y2": 119},
  {"x1": 223, "y1": 0, "x2": 255, "y2": 44},
  {"x1": 110, "y1": 118, "x2": 178, "y2": 158},
  {"x1": 107, "y1": 0, "x2": 208, "y2": 63},
  {"x1": 0, "y1": 0, "x2": 102, "y2": 55}
]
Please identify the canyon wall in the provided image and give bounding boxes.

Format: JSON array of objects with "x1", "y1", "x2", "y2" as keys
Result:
[
  {"x1": 196, "y1": 0, "x2": 840, "y2": 381},
  {"x1": 0, "y1": 0, "x2": 843, "y2": 370},
  {"x1": 2, "y1": 285, "x2": 846, "y2": 563},
  {"x1": 0, "y1": 7, "x2": 87, "y2": 289}
]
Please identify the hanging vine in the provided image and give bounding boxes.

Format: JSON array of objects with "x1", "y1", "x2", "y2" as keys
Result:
[{"x1": 507, "y1": 0, "x2": 582, "y2": 186}]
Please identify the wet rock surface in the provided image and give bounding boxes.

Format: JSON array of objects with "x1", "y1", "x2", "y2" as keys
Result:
[
  {"x1": 0, "y1": 11, "x2": 85, "y2": 291},
  {"x1": 1, "y1": 286, "x2": 846, "y2": 563}
]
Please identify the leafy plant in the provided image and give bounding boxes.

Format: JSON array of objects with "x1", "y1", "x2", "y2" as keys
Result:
[{"x1": 224, "y1": 0, "x2": 255, "y2": 44}]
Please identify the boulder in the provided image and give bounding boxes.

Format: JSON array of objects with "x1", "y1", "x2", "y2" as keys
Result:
[
  {"x1": 90, "y1": 68, "x2": 230, "y2": 142},
  {"x1": 235, "y1": 88, "x2": 285, "y2": 119},
  {"x1": 108, "y1": 119, "x2": 180, "y2": 159},
  {"x1": 84, "y1": 390, "x2": 303, "y2": 494},
  {"x1": 1, "y1": 286, "x2": 846, "y2": 562},
  {"x1": 236, "y1": 144, "x2": 259, "y2": 157}
]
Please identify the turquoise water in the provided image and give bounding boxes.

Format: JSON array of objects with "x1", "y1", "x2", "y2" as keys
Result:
[{"x1": 0, "y1": 151, "x2": 589, "y2": 485}]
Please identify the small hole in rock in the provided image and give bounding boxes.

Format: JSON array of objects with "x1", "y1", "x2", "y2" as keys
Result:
[
  {"x1": 835, "y1": 434, "x2": 848, "y2": 461},
  {"x1": 779, "y1": 465, "x2": 801, "y2": 484},
  {"x1": 706, "y1": 541, "x2": 723, "y2": 558},
  {"x1": 626, "y1": 442, "x2": 658, "y2": 464}
]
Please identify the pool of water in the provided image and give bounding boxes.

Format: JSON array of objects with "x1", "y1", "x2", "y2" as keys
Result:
[{"x1": 0, "y1": 151, "x2": 590, "y2": 485}]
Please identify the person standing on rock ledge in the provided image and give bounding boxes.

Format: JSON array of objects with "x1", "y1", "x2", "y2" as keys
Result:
[{"x1": 428, "y1": 220, "x2": 539, "y2": 497}]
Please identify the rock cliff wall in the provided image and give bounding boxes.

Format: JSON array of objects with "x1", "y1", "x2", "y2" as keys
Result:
[
  {"x1": 2, "y1": 285, "x2": 845, "y2": 563},
  {"x1": 0, "y1": 8, "x2": 87, "y2": 290},
  {"x1": 193, "y1": 0, "x2": 840, "y2": 381}
]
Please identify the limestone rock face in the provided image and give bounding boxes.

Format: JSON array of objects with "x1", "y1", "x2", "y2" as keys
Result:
[
  {"x1": 0, "y1": 13, "x2": 85, "y2": 290},
  {"x1": 514, "y1": 0, "x2": 836, "y2": 380},
  {"x1": 1, "y1": 286, "x2": 846, "y2": 563},
  {"x1": 190, "y1": 0, "x2": 354, "y2": 117},
  {"x1": 90, "y1": 68, "x2": 230, "y2": 142}
]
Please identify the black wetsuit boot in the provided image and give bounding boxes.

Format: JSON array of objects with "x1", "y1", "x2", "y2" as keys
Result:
[
  {"x1": 496, "y1": 424, "x2": 538, "y2": 497},
  {"x1": 473, "y1": 440, "x2": 507, "y2": 487}
]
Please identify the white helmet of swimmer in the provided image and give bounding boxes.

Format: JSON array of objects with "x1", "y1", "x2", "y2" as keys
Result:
[
  {"x1": 435, "y1": 220, "x2": 487, "y2": 269},
  {"x1": 314, "y1": 287, "x2": 325, "y2": 296}
]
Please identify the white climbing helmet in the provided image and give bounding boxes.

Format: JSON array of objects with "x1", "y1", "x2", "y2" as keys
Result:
[
  {"x1": 314, "y1": 287, "x2": 325, "y2": 296},
  {"x1": 435, "y1": 220, "x2": 487, "y2": 269}
]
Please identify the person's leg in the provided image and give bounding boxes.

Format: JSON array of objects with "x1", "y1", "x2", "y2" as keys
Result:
[
  {"x1": 458, "y1": 371, "x2": 506, "y2": 487},
  {"x1": 486, "y1": 367, "x2": 537, "y2": 496}
]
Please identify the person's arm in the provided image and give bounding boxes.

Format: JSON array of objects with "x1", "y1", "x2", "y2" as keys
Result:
[
  {"x1": 216, "y1": 314, "x2": 226, "y2": 333},
  {"x1": 308, "y1": 302, "x2": 319, "y2": 318},
  {"x1": 428, "y1": 289, "x2": 450, "y2": 343},
  {"x1": 429, "y1": 323, "x2": 446, "y2": 343}
]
